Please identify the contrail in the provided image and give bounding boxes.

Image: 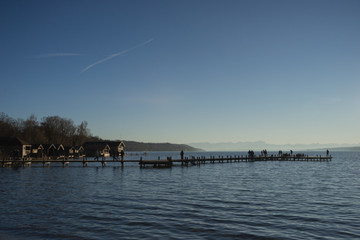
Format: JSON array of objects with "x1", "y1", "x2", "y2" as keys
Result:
[
  {"x1": 29, "y1": 53, "x2": 83, "y2": 58},
  {"x1": 82, "y1": 38, "x2": 154, "y2": 73}
]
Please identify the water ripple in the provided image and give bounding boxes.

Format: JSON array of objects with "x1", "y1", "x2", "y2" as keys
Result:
[{"x1": 1, "y1": 151, "x2": 360, "y2": 239}]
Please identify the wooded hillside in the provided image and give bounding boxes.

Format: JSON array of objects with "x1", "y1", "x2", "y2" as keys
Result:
[
  {"x1": 0, "y1": 113, "x2": 201, "y2": 151},
  {"x1": 0, "y1": 112, "x2": 100, "y2": 146}
]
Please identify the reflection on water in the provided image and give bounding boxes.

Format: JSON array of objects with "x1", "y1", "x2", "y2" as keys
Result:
[{"x1": 1, "y1": 151, "x2": 360, "y2": 239}]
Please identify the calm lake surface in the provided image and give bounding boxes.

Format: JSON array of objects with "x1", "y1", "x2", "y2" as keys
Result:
[{"x1": 1, "y1": 151, "x2": 359, "y2": 240}]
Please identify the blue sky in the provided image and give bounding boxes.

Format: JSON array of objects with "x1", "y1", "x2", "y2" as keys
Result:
[{"x1": 1, "y1": 0, "x2": 359, "y2": 145}]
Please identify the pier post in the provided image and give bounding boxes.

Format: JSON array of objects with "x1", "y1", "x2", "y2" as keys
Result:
[
  {"x1": 62, "y1": 160, "x2": 70, "y2": 167},
  {"x1": 42, "y1": 161, "x2": 50, "y2": 167}
]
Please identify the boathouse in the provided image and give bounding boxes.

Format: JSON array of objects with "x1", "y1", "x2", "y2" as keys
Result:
[
  {"x1": 83, "y1": 141, "x2": 125, "y2": 158},
  {"x1": 43, "y1": 144, "x2": 57, "y2": 159},
  {"x1": 108, "y1": 141, "x2": 125, "y2": 157},
  {"x1": 83, "y1": 142, "x2": 110, "y2": 158},
  {"x1": 57, "y1": 144, "x2": 66, "y2": 159},
  {"x1": 31, "y1": 144, "x2": 45, "y2": 159},
  {"x1": 75, "y1": 146, "x2": 85, "y2": 158},
  {"x1": 68, "y1": 146, "x2": 76, "y2": 158},
  {"x1": 0, "y1": 137, "x2": 32, "y2": 159},
  {"x1": 66, "y1": 145, "x2": 85, "y2": 159}
]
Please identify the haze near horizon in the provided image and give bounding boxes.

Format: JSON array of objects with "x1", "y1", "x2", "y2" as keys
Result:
[{"x1": 1, "y1": 0, "x2": 359, "y2": 145}]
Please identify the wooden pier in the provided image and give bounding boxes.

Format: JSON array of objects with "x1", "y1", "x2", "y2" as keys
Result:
[{"x1": 1, "y1": 154, "x2": 332, "y2": 168}]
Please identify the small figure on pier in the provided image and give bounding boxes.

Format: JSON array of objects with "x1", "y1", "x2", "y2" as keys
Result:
[
  {"x1": 120, "y1": 150, "x2": 125, "y2": 161},
  {"x1": 180, "y1": 150, "x2": 184, "y2": 160},
  {"x1": 326, "y1": 149, "x2": 329, "y2": 156},
  {"x1": 248, "y1": 150, "x2": 254, "y2": 158},
  {"x1": 261, "y1": 149, "x2": 268, "y2": 157},
  {"x1": 95, "y1": 150, "x2": 99, "y2": 161},
  {"x1": 290, "y1": 150, "x2": 293, "y2": 156}
]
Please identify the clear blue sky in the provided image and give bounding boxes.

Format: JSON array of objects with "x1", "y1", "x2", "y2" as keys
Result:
[{"x1": 1, "y1": 0, "x2": 359, "y2": 145}]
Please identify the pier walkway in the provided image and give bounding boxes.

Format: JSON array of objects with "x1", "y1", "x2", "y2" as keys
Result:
[{"x1": 1, "y1": 154, "x2": 332, "y2": 168}]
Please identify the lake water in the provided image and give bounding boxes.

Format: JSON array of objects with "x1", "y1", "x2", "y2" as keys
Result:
[{"x1": 1, "y1": 151, "x2": 359, "y2": 240}]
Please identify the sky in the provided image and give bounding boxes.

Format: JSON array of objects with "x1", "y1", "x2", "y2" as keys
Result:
[{"x1": 1, "y1": 0, "x2": 359, "y2": 145}]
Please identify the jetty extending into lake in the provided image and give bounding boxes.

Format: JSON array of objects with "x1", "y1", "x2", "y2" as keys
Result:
[{"x1": 1, "y1": 154, "x2": 332, "y2": 168}]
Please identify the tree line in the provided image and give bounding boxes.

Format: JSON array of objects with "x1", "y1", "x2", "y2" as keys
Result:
[{"x1": 0, "y1": 112, "x2": 100, "y2": 146}]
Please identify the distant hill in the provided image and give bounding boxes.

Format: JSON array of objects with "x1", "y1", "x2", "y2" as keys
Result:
[
  {"x1": 189, "y1": 141, "x2": 360, "y2": 151},
  {"x1": 327, "y1": 146, "x2": 360, "y2": 151},
  {"x1": 123, "y1": 141, "x2": 202, "y2": 152}
]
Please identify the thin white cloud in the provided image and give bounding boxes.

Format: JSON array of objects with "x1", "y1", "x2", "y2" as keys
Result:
[
  {"x1": 82, "y1": 38, "x2": 154, "y2": 73},
  {"x1": 29, "y1": 53, "x2": 83, "y2": 58}
]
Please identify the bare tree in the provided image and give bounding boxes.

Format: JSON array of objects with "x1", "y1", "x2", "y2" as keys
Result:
[
  {"x1": 75, "y1": 121, "x2": 90, "y2": 145},
  {"x1": 41, "y1": 116, "x2": 77, "y2": 145},
  {"x1": 1, "y1": 113, "x2": 95, "y2": 145}
]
